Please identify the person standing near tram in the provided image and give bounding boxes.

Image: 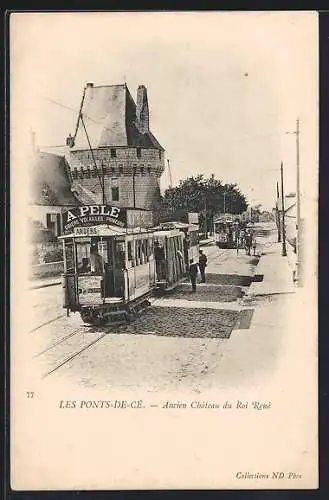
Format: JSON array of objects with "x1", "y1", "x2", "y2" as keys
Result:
[
  {"x1": 198, "y1": 249, "x2": 208, "y2": 283},
  {"x1": 90, "y1": 244, "x2": 104, "y2": 273},
  {"x1": 189, "y1": 259, "x2": 199, "y2": 292}
]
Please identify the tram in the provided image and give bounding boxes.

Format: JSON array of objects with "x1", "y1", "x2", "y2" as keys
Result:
[
  {"x1": 154, "y1": 221, "x2": 200, "y2": 269},
  {"x1": 60, "y1": 205, "x2": 189, "y2": 325},
  {"x1": 213, "y1": 214, "x2": 240, "y2": 248},
  {"x1": 153, "y1": 228, "x2": 186, "y2": 291}
]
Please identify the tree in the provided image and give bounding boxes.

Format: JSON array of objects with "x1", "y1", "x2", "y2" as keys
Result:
[{"x1": 160, "y1": 174, "x2": 248, "y2": 233}]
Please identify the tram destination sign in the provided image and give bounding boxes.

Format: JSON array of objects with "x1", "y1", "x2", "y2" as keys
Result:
[{"x1": 63, "y1": 205, "x2": 127, "y2": 234}]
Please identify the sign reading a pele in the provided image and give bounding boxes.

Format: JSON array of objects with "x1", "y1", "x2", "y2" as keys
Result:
[{"x1": 63, "y1": 205, "x2": 126, "y2": 233}]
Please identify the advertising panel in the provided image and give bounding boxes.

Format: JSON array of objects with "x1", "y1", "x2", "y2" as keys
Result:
[
  {"x1": 63, "y1": 205, "x2": 127, "y2": 234},
  {"x1": 78, "y1": 275, "x2": 103, "y2": 305}
]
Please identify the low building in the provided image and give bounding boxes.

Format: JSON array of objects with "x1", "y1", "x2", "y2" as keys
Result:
[
  {"x1": 29, "y1": 151, "x2": 81, "y2": 236},
  {"x1": 29, "y1": 151, "x2": 81, "y2": 264}
]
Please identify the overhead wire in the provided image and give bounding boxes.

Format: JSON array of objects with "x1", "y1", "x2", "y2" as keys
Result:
[
  {"x1": 44, "y1": 92, "x2": 107, "y2": 204},
  {"x1": 80, "y1": 113, "x2": 106, "y2": 205}
]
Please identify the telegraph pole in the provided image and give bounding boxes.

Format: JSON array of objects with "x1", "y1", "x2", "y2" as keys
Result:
[
  {"x1": 276, "y1": 181, "x2": 281, "y2": 242},
  {"x1": 295, "y1": 118, "x2": 301, "y2": 285},
  {"x1": 280, "y1": 161, "x2": 287, "y2": 256}
]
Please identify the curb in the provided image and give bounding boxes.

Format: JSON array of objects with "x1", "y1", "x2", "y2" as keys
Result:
[{"x1": 29, "y1": 280, "x2": 62, "y2": 290}]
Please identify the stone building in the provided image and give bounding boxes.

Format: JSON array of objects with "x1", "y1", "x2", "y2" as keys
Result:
[
  {"x1": 29, "y1": 151, "x2": 81, "y2": 237},
  {"x1": 66, "y1": 83, "x2": 165, "y2": 215},
  {"x1": 29, "y1": 150, "x2": 81, "y2": 265}
]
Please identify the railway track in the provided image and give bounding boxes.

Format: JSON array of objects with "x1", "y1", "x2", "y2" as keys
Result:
[
  {"x1": 33, "y1": 243, "x2": 252, "y2": 379},
  {"x1": 41, "y1": 331, "x2": 108, "y2": 378},
  {"x1": 33, "y1": 318, "x2": 111, "y2": 378},
  {"x1": 29, "y1": 314, "x2": 66, "y2": 333}
]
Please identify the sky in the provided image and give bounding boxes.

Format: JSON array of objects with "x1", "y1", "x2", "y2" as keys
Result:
[{"x1": 11, "y1": 11, "x2": 318, "y2": 211}]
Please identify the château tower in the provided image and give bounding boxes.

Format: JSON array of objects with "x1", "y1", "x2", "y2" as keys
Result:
[{"x1": 66, "y1": 83, "x2": 165, "y2": 214}]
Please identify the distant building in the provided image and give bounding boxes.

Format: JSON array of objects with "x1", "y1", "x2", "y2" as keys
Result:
[
  {"x1": 66, "y1": 83, "x2": 165, "y2": 215},
  {"x1": 258, "y1": 211, "x2": 275, "y2": 222}
]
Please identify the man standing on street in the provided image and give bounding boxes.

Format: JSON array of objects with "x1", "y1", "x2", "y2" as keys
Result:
[
  {"x1": 189, "y1": 259, "x2": 198, "y2": 292},
  {"x1": 198, "y1": 249, "x2": 208, "y2": 283}
]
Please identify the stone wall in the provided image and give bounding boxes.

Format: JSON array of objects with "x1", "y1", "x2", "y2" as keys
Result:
[
  {"x1": 69, "y1": 146, "x2": 164, "y2": 210},
  {"x1": 30, "y1": 261, "x2": 64, "y2": 279}
]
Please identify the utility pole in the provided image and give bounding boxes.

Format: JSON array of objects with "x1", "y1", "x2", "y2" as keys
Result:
[
  {"x1": 276, "y1": 181, "x2": 281, "y2": 242},
  {"x1": 285, "y1": 119, "x2": 301, "y2": 282},
  {"x1": 223, "y1": 190, "x2": 226, "y2": 214},
  {"x1": 295, "y1": 118, "x2": 301, "y2": 285},
  {"x1": 280, "y1": 161, "x2": 287, "y2": 257}
]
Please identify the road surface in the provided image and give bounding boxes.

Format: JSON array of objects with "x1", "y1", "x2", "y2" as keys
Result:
[{"x1": 27, "y1": 227, "x2": 278, "y2": 390}]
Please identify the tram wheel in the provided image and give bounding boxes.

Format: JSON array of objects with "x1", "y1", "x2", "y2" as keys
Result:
[{"x1": 80, "y1": 311, "x2": 93, "y2": 324}]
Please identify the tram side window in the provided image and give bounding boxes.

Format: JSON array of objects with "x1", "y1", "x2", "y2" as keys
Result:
[
  {"x1": 136, "y1": 240, "x2": 142, "y2": 266},
  {"x1": 115, "y1": 241, "x2": 126, "y2": 269},
  {"x1": 147, "y1": 239, "x2": 153, "y2": 261},
  {"x1": 64, "y1": 242, "x2": 74, "y2": 272},
  {"x1": 141, "y1": 239, "x2": 147, "y2": 264},
  {"x1": 127, "y1": 241, "x2": 134, "y2": 268}
]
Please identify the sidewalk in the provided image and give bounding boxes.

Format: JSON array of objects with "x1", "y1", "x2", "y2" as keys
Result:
[
  {"x1": 29, "y1": 275, "x2": 62, "y2": 290},
  {"x1": 248, "y1": 241, "x2": 295, "y2": 297},
  {"x1": 212, "y1": 238, "x2": 299, "y2": 386}
]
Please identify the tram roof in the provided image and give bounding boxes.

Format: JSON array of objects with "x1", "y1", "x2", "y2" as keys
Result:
[
  {"x1": 59, "y1": 224, "x2": 153, "y2": 239},
  {"x1": 154, "y1": 221, "x2": 199, "y2": 231},
  {"x1": 152, "y1": 228, "x2": 182, "y2": 237}
]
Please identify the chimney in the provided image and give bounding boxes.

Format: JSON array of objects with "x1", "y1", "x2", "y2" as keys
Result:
[{"x1": 136, "y1": 85, "x2": 149, "y2": 134}]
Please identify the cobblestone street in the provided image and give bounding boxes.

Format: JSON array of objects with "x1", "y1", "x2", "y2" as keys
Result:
[{"x1": 27, "y1": 237, "x2": 268, "y2": 388}]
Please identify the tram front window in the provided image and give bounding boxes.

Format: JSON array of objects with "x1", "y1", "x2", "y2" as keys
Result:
[
  {"x1": 90, "y1": 244, "x2": 104, "y2": 273},
  {"x1": 78, "y1": 258, "x2": 90, "y2": 273},
  {"x1": 76, "y1": 240, "x2": 105, "y2": 274}
]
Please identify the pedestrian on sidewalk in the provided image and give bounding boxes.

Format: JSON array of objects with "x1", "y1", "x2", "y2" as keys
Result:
[
  {"x1": 198, "y1": 250, "x2": 207, "y2": 283},
  {"x1": 252, "y1": 234, "x2": 257, "y2": 256},
  {"x1": 189, "y1": 260, "x2": 199, "y2": 292}
]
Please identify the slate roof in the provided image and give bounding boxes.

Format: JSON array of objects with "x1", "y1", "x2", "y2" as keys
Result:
[
  {"x1": 71, "y1": 84, "x2": 164, "y2": 151},
  {"x1": 31, "y1": 152, "x2": 81, "y2": 206}
]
